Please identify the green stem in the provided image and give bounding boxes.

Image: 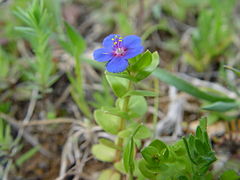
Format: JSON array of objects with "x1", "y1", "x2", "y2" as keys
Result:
[
  {"x1": 71, "y1": 54, "x2": 92, "y2": 118},
  {"x1": 115, "y1": 80, "x2": 132, "y2": 162},
  {"x1": 152, "y1": 78, "x2": 159, "y2": 139}
]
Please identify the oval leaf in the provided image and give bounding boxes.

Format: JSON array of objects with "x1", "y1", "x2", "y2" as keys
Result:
[
  {"x1": 92, "y1": 144, "x2": 116, "y2": 162},
  {"x1": 106, "y1": 73, "x2": 130, "y2": 97},
  {"x1": 94, "y1": 109, "x2": 121, "y2": 134}
]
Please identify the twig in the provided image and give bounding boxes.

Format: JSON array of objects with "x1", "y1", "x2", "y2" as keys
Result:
[
  {"x1": 54, "y1": 86, "x2": 71, "y2": 109},
  {"x1": 22, "y1": 118, "x2": 84, "y2": 127}
]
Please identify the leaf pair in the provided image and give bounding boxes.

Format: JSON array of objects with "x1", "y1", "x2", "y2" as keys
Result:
[{"x1": 105, "y1": 51, "x2": 160, "y2": 98}]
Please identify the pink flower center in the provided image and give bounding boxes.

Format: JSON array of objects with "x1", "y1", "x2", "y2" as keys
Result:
[
  {"x1": 114, "y1": 47, "x2": 126, "y2": 56},
  {"x1": 111, "y1": 35, "x2": 127, "y2": 57}
]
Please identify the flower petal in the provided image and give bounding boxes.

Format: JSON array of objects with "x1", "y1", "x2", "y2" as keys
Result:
[
  {"x1": 106, "y1": 57, "x2": 128, "y2": 73},
  {"x1": 93, "y1": 48, "x2": 113, "y2": 62},
  {"x1": 103, "y1": 34, "x2": 121, "y2": 48},
  {"x1": 123, "y1": 35, "x2": 142, "y2": 48},
  {"x1": 124, "y1": 45, "x2": 144, "y2": 59}
]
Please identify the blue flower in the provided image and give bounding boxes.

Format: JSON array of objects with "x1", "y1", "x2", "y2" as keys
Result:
[{"x1": 93, "y1": 34, "x2": 144, "y2": 73}]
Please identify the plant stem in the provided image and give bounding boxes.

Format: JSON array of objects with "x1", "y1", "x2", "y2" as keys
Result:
[
  {"x1": 152, "y1": 78, "x2": 159, "y2": 139},
  {"x1": 72, "y1": 54, "x2": 92, "y2": 118},
  {"x1": 115, "y1": 80, "x2": 132, "y2": 162}
]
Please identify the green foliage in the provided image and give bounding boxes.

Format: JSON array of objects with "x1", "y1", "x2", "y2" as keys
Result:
[
  {"x1": 14, "y1": 0, "x2": 57, "y2": 92},
  {"x1": 16, "y1": 147, "x2": 39, "y2": 166},
  {"x1": 0, "y1": 119, "x2": 38, "y2": 178},
  {"x1": 161, "y1": 0, "x2": 208, "y2": 20},
  {"x1": 92, "y1": 50, "x2": 160, "y2": 179},
  {"x1": 60, "y1": 22, "x2": 86, "y2": 57},
  {"x1": 0, "y1": 119, "x2": 13, "y2": 156},
  {"x1": 139, "y1": 118, "x2": 216, "y2": 180},
  {"x1": 118, "y1": 123, "x2": 151, "y2": 140},
  {"x1": 106, "y1": 51, "x2": 160, "y2": 83},
  {"x1": 116, "y1": 96, "x2": 147, "y2": 118},
  {"x1": 106, "y1": 73, "x2": 130, "y2": 98},
  {"x1": 123, "y1": 124, "x2": 149, "y2": 175},
  {"x1": 60, "y1": 22, "x2": 91, "y2": 118},
  {"x1": 183, "y1": 118, "x2": 217, "y2": 177},
  {"x1": 184, "y1": 0, "x2": 235, "y2": 71},
  {"x1": 94, "y1": 109, "x2": 121, "y2": 135}
]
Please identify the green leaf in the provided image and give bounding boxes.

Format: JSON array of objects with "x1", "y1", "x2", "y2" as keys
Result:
[
  {"x1": 123, "y1": 124, "x2": 143, "y2": 173},
  {"x1": 106, "y1": 73, "x2": 130, "y2": 97},
  {"x1": 114, "y1": 161, "x2": 126, "y2": 174},
  {"x1": 141, "y1": 146, "x2": 160, "y2": 165},
  {"x1": 99, "y1": 138, "x2": 122, "y2": 150},
  {"x1": 149, "y1": 139, "x2": 169, "y2": 160},
  {"x1": 194, "y1": 139, "x2": 206, "y2": 155},
  {"x1": 153, "y1": 68, "x2": 234, "y2": 102},
  {"x1": 16, "y1": 147, "x2": 38, "y2": 166},
  {"x1": 118, "y1": 123, "x2": 151, "y2": 139},
  {"x1": 202, "y1": 101, "x2": 239, "y2": 112},
  {"x1": 130, "y1": 50, "x2": 152, "y2": 72},
  {"x1": 183, "y1": 137, "x2": 197, "y2": 165},
  {"x1": 117, "y1": 96, "x2": 147, "y2": 118},
  {"x1": 98, "y1": 169, "x2": 121, "y2": 180},
  {"x1": 92, "y1": 144, "x2": 116, "y2": 162},
  {"x1": 94, "y1": 109, "x2": 121, "y2": 135},
  {"x1": 149, "y1": 139, "x2": 168, "y2": 153},
  {"x1": 220, "y1": 170, "x2": 240, "y2": 180},
  {"x1": 59, "y1": 39, "x2": 72, "y2": 55},
  {"x1": 123, "y1": 138, "x2": 135, "y2": 173},
  {"x1": 134, "y1": 125, "x2": 152, "y2": 139},
  {"x1": 133, "y1": 51, "x2": 160, "y2": 81},
  {"x1": 124, "y1": 90, "x2": 158, "y2": 97},
  {"x1": 105, "y1": 71, "x2": 136, "y2": 81},
  {"x1": 199, "y1": 117, "x2": 207, "y2": 131},
  {"x1": 196, "y1": 126, "x2": 203, "y2": 140},
  {"x1": 101, "y1": 106, "x2": 129, "y2": 119},
  {"x1": 138, "y1": 159, "x2": 157, "y2": 179},
  {"x1": 64, "y1": 22, "x2": 86, "y2": 56}
]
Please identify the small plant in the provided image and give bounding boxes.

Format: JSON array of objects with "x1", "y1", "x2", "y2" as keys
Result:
[
  {"x1": 139, "y1": 118, "x2": 216, "y2": 180},
  {"x1": 184, "y1": 0, "x2": 236, "y2": 71},
  {"x1": 90, "y1": 34, "x2": 240, "y2": 179},
  {"x1": 60, "y1": 22, "x2": 91, "y2": 118},
  {"x1": 91, "y1": 34, "x2": 159, "y2": 179},
  {"x1": 14, "y1": 0, "x2": 58, "y2": 93}
]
